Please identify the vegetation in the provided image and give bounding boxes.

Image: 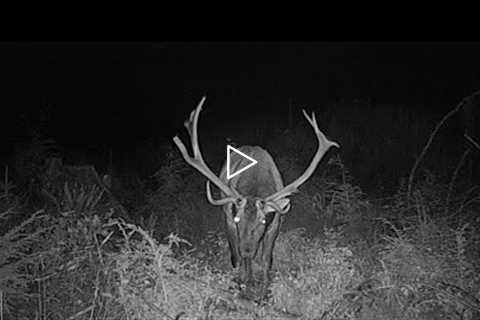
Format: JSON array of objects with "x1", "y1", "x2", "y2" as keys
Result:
[{"x1": 1, "y1": 92, "x2": 479, "y2": 319}]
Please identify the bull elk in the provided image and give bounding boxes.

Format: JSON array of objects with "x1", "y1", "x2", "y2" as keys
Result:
[{"x1": 173, "y1": 96, "x2": 339, "y2": 286}]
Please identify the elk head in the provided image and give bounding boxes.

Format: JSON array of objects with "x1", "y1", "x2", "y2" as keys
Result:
[{"x1": 173, "y1": 96, "x2": 339, "y2": 284}]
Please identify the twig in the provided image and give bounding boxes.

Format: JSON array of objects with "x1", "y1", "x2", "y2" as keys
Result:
[
  {"x1": 4, "y1": 166, "x2": 7, "y2": 198},
  {"x1": 139, "y1": 295, "x2": 176, "y2": 320},
  {"x1": 66, "y1": 305, "x2": 94, "y2": 320},
  {"x1": 465, "y1": 133, "x2": 480, "y2": 152},
  {"x1": 1, "y1": 289, "x2": 3, "y2": 320},
  {"x1": 88, "y1": 270, "x2": 101, "y2": 320},
  {"x1": 444, "y1": 149, "x2": 471, "y2": 216}
]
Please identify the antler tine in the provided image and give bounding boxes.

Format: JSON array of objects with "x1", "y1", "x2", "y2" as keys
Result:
[
  {"x1": 302, "y1": 110, "x2": 339, "y2": 149},
  {"x1": 265, "y1": 110, "x2": 339, "y2": 203},
  {"x1": 173, "y1": 96, "x2": 239, "y2": 202},
  {"x1": 266, "y1": 200, "x2": 291, "y2": 214},
  {"x1": 206, "y1": 181, "x2": 237, "y2": 205},
  {"x1": 185, "y1": 96, "x2": 205, "y2": 158}
]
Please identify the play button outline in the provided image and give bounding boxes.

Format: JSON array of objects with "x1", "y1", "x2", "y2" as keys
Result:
[{"x1": 226, "y1": 145, "x2": 258, "y2": 180}]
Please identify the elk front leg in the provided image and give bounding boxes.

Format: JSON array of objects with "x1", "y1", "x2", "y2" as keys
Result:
[
  {"x1": 262, "y1": 259, "x2": 272, "y2": 283},
  {"x1": 261, "y1": 212, "x2": 281, "y2": 283},
  {"x1": 241, "y1": 257, "x2": 253, "y2": 284},
  {"x1": 260, "y1": 251, "x2": 273, "y2": 295},
  {"x1": 227, "y1": 235, "x2": 241, "y2": 269},
  {"x1": 260, "y1": 213, "x2": 282, "y2": 298}
]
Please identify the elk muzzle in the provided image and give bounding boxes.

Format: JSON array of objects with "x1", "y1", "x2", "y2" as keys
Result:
[{"x1": 240, "y1": 244, "x2": 256, "y2": 258}]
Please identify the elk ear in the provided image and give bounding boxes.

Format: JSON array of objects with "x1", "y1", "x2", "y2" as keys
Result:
[{"x1": 265, "y1": 198, "x2": 291, "y2": 213}]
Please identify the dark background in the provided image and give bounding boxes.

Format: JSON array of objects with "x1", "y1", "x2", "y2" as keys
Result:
[{"x1": 1, "y1": 42, "x2": 479, "y2": 193}]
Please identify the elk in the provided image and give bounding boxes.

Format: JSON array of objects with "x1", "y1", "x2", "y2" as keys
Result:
[{"x1": 173, "y1": 96, "x2": 339, "y2": 285}]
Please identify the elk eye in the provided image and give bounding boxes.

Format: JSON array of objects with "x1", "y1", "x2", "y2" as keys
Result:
[
  {"x1": 234, "y1": 216, "x2": 240, "y2": 223},
  {"x1": 261, "y1": 218, "x2": 266, "y2": 224},
  {"x1": 236, "y1": 198, "x2": 245, "y2": 207}
]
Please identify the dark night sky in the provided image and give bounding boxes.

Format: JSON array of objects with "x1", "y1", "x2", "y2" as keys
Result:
[{"x1": 1, "y1": 42, "x2": 480, "y2": 161}]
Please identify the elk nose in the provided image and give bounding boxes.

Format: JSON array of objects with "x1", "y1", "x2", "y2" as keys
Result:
[{"x1": 243, "y1": 247, "x2": 254, "y2": 257}]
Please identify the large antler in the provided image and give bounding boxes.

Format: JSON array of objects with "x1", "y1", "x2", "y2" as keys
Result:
[
  {"x1": 265, "y1": 110, "x2": 339, "y2": 204},
  {"x1": 173, "y1": 96, "x2": 239, "y2": 204}
]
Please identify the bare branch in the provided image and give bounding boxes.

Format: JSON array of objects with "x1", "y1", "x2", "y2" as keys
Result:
[
  {"x1": 465, "y1": 133, "x2": 480, "y2": 152},
  {"x1": 407, "y1": 89, "x2": 480, "y2": 198}
]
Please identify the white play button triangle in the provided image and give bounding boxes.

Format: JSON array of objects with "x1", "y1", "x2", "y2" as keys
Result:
[{"x1": 227, "y1": 145, "x2": 258, "y2": 180}]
